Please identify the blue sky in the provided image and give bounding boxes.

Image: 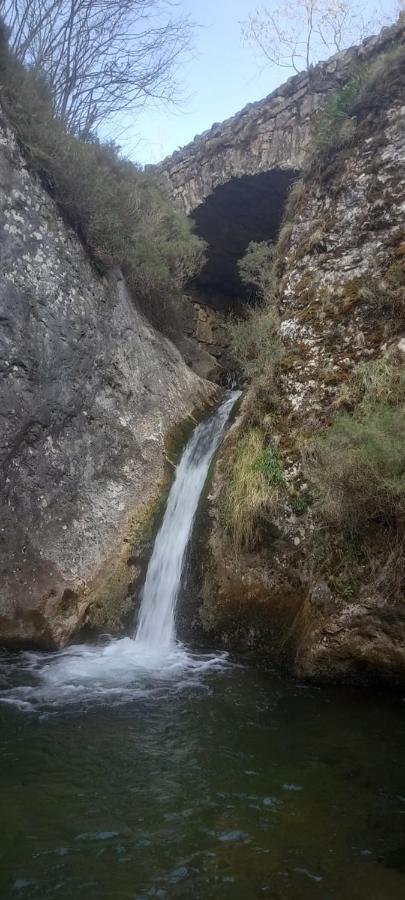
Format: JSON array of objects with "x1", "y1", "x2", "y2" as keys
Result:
[
  {"x1": 116, "y1": 0, "x2": 400, "y2": 165},
  {"x1": 116, "y1": 0, "x2": 288, "y2": 164}
]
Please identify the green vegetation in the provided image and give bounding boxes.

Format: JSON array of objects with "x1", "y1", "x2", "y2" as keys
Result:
[
  {"x1": 225, "y1": 306, "x2": 282, "y2": 379},
  {"x1": 305, "y1": 40, "x2": 405, "y2": 175},
  {"x1": 307, "y1": 356, "x2": 405, "y2": 533},
  {"x1": 304, "y1": 355, "x2": 405, "y2": 601},
  {"x1": 253, "y1": 442, "x2": 285, "y2": 486},
  {"x1": 222, "y1": 34, "x2": 405, "y2": 607},
  {"x1": 226, "y1": 240, "x2": 282, "y2": 380},
  {"x1": 0, "y1": 24, "x2": 205, "y2": 331},
  {"x1": 306, "y1": 405, "x2": 405, "y2": 532},
  {"x1": 238, "y1": 240, "x2": 275, "y2": 298},
  {"x1": 220, "y1": 427, "x2": 285, "y2": 550},
  {"x1": 340, "y1": 356, "x2": 405, "y2": 410}
]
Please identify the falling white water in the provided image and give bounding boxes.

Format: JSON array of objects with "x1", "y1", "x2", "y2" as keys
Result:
[
  {"x1": 135, "y1": 390, "x2": 240, "y2": 652},
  {"x1": 0, "y1": 391, "x2": 240, "y2": 710}
]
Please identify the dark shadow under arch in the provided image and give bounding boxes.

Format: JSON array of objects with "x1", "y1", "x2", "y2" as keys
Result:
[{"x1": 190, "y1": 168, "x2": 300, "y2": 308}]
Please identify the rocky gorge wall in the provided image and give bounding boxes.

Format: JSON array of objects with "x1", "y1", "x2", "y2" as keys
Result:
[
  {"x1": 167, "y1": 293, "x2": 232, "y2": 382},
  {"x1": 194, "y1": 38, "x2": 405, "y2": 685},
  {"x1": 158, "y1": 19, "x2": 405, "y2": 307},
  {"x1": 0, "y1": 106, "x2": 215, "y2": 648}
]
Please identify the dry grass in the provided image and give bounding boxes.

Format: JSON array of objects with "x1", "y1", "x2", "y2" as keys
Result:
[
  {"x1": 337, "y1": 356, "x2": 405, "y2": 412},
  {"x1": 220, "y1": 427, "x2": 285, "y2": 550}
]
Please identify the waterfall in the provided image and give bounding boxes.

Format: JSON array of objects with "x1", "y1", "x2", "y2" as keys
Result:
[
  {"x1": 135, "y1": 390, "x2": 240, "y2": 652},
  {"x1": 0, "y1": 391, "x2": 239, "y2": 709}
]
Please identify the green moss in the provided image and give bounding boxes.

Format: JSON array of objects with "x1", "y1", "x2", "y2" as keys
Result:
[
  {"x1": 319, "y1": 369, "x2": 342, "y2": 387},
  {"x1": 290, "y1": 493, "x2": 311, "y2": 515},
  {"x1": 164, "y1": 417, "x2": 197, "y2": 466},
  {"x1": 83, "y1": 485, "x2": 170, "y2": 633}
]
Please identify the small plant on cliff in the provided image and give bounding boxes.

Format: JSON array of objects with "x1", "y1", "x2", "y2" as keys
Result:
[
  {"x1": 238, "y1": 240, "x2": 275, "y2": 300},
  {"x1": 220, "y1": 427, "x2": 285, "y2": 550},
  {"x1": 226, "y1": 240, "x2": 283, "y2": 379},
  {"x1": 339, "y1": 356, "x2": 405, "y2": 411}
]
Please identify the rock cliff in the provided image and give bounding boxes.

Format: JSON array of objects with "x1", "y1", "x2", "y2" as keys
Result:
[
  {"x1": 195, "y1": 35, "x2": 405, "y2": 685},
  {"x1": 0, "y1": 107, "x2": 214, "y2": 647},
  {"x1": 158, "y1": 19, "x2": 405, "y2": 305}
]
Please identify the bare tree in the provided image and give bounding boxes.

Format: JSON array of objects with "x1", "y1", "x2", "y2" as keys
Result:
[
  {"x1": 241, "y1": 1, "x2": 401, "y2": 75},
  {"x1": 0, "y1": 0, "x2": 193, "y2": 135}
]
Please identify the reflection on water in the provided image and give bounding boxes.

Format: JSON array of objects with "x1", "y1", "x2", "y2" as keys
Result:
[{"x1": 0, "y1": 646, "x2": 405, "y2": 899}]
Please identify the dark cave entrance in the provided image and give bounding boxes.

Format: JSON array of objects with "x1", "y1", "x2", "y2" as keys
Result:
[{"x1": 189, "y1": 169, "x2": 299, "y2": 310}]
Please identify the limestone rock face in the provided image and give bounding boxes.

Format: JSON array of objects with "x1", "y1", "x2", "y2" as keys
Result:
[
  {"x1": 197, "y1": 39, "x2": 405, "y2": 685},
  {"x1": 158, "y1": 19, "x2": 405, "y2": 215},
  {"x1": 0, "y1": 108, "x2": 214, "y2": 647}
]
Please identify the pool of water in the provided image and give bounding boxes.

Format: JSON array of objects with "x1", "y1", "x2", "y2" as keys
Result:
[{"x1": 1, "y1": 640, "x2": 405, "y2": 900}]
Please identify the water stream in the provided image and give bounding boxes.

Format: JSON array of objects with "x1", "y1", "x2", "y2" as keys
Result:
[
  {"x1": 0, "y1": 392, "x2": 405, "y2": 898},
  {"x1": 135, "y1": 390, "x2": 240, "y2": 653}
]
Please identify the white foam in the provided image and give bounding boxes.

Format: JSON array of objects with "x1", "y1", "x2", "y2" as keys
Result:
[{"x1": 0, "y1": 639, "x2": 230, "y2": 710}]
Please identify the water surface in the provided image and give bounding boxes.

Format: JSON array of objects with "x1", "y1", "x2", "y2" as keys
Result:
[{"x1": 0, "y1": 644, "x2": 404, "y2": 900}]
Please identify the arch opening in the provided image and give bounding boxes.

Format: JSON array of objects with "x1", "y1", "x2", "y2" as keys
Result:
[{"x1": 189, "y1": 169, "x2": 300, "y2": 310}]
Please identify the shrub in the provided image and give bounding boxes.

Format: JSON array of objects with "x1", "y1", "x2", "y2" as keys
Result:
[
  {"x1": 306, "y1": 405, "x2": 405, "y2": 534},
  {"x1": 226, "y1": 306, "x2": 282, "y2": 380},
  {"x1": 227, "y1": 238, "x2": 282, "y2": 380},
  {"x1": 238, "y1": 240, "x2": 275, "y2": 300},
  {"x1": 0, "y1": 27, "x2": 206, "y2": 330},
  {"x1": 220, "y1": 427, "x2": 285, "y2": 550}
]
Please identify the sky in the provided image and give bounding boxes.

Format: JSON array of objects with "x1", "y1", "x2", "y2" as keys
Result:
[
  {"x1": 116, "y1": 0, "x2": 400, "y2": 166},
  {"x1": 116, "y1": 0, "x2": 288, "y2": 165}
]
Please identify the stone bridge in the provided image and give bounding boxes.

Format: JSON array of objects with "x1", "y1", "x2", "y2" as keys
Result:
[{"x1": 158, "y1": 19, "x2": 403, "y2": 303}]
